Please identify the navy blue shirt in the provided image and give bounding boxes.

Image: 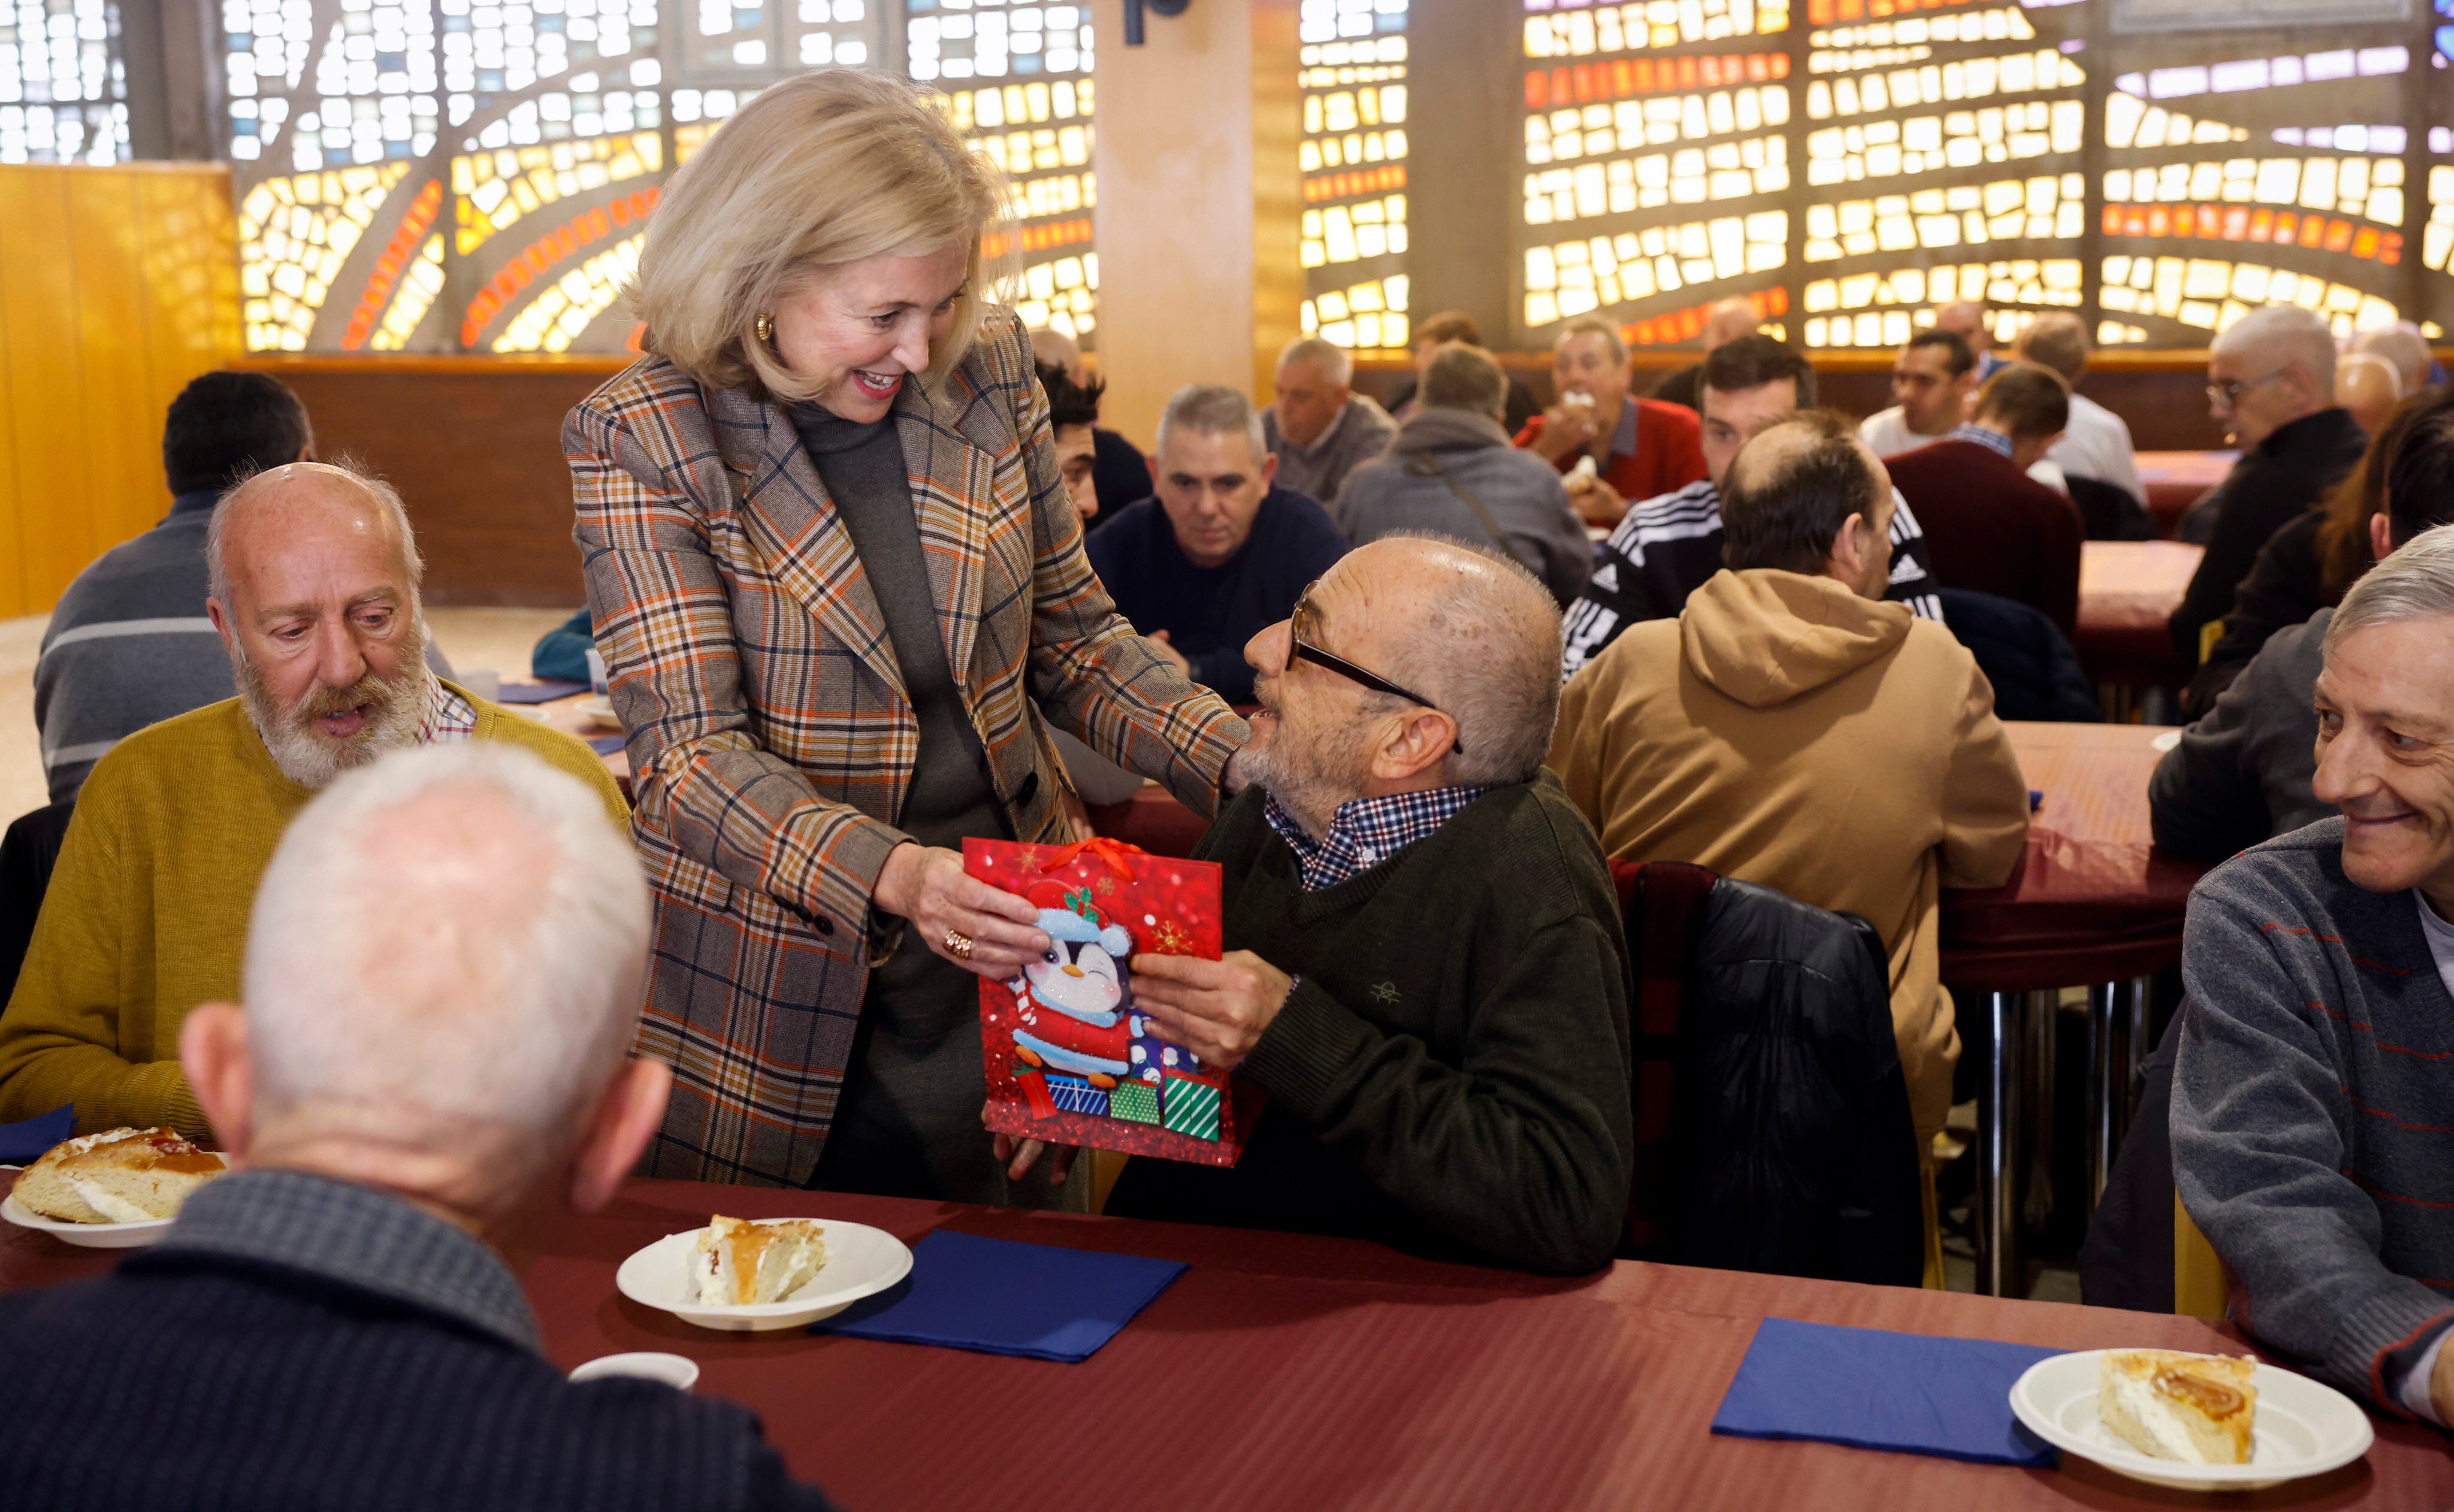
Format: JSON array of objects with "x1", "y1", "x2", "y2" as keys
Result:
[{"x1": 1085, "y1": 486, "x2": 1348, "y2": 703}]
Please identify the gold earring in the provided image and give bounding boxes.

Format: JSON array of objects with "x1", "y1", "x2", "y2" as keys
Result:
[{"x1": 754, "y1": 312, "x2": 775, "y2": 343}]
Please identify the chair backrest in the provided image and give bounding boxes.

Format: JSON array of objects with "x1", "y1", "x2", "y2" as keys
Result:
[
  {"x1": 0, "y1": 800, "x2": 77, "y2": 1005},
  {"x1": 1935, "y1": 587, "x2": 2101, "y2": 724},
  {"x1": 1613, "y1": 860, "x2": 1717, "y2": 1253},
  {"x1": 2174, "y1": 1195, "x2": 2231, "y2": 1319},
  {"x1": 1611, "y1": 859, "x2": 1926, "y2": 1284},
  {"x1": 2066, "y1": 474, "x2": 2157, "y2": 542}
]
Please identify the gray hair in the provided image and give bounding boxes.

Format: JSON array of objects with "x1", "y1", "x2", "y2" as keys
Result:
[
  {"x1": 1558, "y1": 314, "x2": 1628, "y2": 365},
  {"x1": 2326, "y1": 522, "x2": 2454, "y2": 655},
  {"x1": 1376, "y1": 534, "x2": 1564, "y2": 787},
  {"x1": 1419, "y1": 343, "x2": 1507, "y2": 423},
  {"x1": 207, "y1": 457, "x2": 425, "y2": 610},
  {"x1": 1156, "y1": 383, "x2": 1267, "y2": 465},
  {"x1": 2349, "y1": 325, "x2": 2432, "y2": 395},
  {"x1": 1277, "y1": 335, "x2": 1353, "y2": 388},
  {"x1": 2214, "y1": 303, "x2": 2337, "y2": 392},
  {"x1": 243, "y1": 743, "x2": 651, "y2": 1138}
]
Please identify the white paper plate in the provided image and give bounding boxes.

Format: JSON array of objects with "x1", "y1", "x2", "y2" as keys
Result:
[
  {"x1": 2151, "y1": 728, "x2": 2183, "y2": 754},
  {"x1": 576, "y1": 695, "x2": 620, "y2": 730},
  {"x1": 615, "y1": 1218, "x2": 912, "y2": 1333},
  {"x1": 2009, "y1": 1349, "x2": 2373, "y2": 1491},
  {"x1": 0, "y1": 1192, "x2": 175, "y2": 1248}
]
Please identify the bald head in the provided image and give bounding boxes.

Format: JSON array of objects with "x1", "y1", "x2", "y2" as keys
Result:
[
  {"x1": 1703, "y1": 297, "x2": 1761, "y2": 352},
  {"x1": 183, "y1": 743, "x2": 663, "y2": 1233},
  {"x1": 204, "y1": 459, "x2": 435, "y2": 790},
  {"x1": 2350, "y1": 326, "x2": 2431, "y2": 396},
  {"x1": 209, "y1": 461, "x2": 422, "y2": 609},
  {"x1": 1029, "y1": 326, "x2": 1087, "y2": 385},
  {"x1": 1935, "y1": 300, "x2": 1991, "y2": 358},
  {"x1": 1317, "y1": 536, "x2": 1563, "y2": 786},
  {"x1": 1722, "y1": 410, "x2": 1896, "y2": 596},
  {"x1": 1243, "y1": 536, "x2": 1563, "y2": 833},
  {"x1": 2338, "y1": 351, "x2": 2404, "y2": 436}
]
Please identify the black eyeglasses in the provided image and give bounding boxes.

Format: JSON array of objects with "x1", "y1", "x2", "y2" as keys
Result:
[
  {"x1": 1285, "y1": 586, "x2": 1464, "y2": 754},
  {"x1": 2206, "y1": 367, "x2": 2287, "y2": 411}
]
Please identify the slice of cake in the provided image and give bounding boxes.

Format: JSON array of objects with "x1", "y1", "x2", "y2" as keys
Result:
[
  {"x1": 13, "y1": 1127, "x2": 228, "y2": 1224},
  {"x1": 2098, "y1": 1350, "x2": 2257, "y2": 1465},
  {"x1": 693, "y1": 1215, "x2": 827, "y2": 1306}
]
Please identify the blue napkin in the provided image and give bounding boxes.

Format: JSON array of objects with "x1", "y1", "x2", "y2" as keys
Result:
[
  {"x1": 1711, "y1": 1318, "x2": 2062, "y2": 1467},
  {"x1": 587, "y1": 734, "x2": 626, "y2": 756},
  {"x1": 814, "y1": 1229, "x2": 1186, "y2": 1363},
  {"x1": 0, "y1": 1105, "x2": 74, "y2": 1163},
  {"x1": 493, "y1": 679, "x2": 588, "y2": 704}
]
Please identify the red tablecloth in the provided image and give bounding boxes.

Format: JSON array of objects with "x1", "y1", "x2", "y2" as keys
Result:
[
  {"x1": 2132, "y1": 450, "x2": 2235, "y2": 537},
  {"x1": 4, "y1": 1172, "x2": 2443, "y2": 1509},
  {"x1": 2074, "y1": 540, "x2": 2205, "y2": 687},
  {"x1": 1939, "y1": 722, "x2": 2208, "y2": 991},
  {"x1": 1090, "y1": 724, "x2": 2207, "y2": 994}
]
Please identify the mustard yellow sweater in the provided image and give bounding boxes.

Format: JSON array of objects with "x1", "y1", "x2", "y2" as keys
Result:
[{"x1": 0, "y1": 689, "x2": 628, "y2": 1138}]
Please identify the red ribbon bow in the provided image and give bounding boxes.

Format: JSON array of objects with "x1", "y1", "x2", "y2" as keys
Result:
[{"x1": 1035, "y1": 836, "x2": 1145, "y2": 882}]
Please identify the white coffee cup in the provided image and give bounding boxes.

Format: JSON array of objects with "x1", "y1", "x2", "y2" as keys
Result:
[
  {"x1": 585, "y1": 648, "x2": 609, "y2": 694},
  {"x1": 569, "y1": 1351, "x2": 700, "y2": 1391}
]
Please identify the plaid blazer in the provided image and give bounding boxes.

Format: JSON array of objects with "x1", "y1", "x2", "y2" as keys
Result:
[{"x1": 566, "y1": 306, "x2": 1247, "y2": 1187}]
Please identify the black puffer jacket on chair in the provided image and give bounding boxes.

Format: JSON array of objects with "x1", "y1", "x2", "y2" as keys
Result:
[{"x1": 1615, "y1": 861, "x2": 1927, "y2": 1286}]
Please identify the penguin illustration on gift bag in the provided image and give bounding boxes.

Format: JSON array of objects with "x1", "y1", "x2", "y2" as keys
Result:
[{"x1": 1007, "y1": 879, "x2": 1143, "y2": 1087}]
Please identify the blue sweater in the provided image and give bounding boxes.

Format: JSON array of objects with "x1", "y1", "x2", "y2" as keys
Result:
[
  {"x1": 2172, "y1": 817, "x2": 2454, "y2": 1414},
  {"x1": 1084, "y1": 487, "x2": 1347, "y2": 703}
]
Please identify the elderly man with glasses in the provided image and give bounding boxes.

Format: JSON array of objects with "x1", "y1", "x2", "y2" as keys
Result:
[
  {"x1": 2171, "y1": 304, "x2": 2368, "y2": 701},
  {"x1": 1104, "y1": 537, "x2": 1635, "y2": 1277}
]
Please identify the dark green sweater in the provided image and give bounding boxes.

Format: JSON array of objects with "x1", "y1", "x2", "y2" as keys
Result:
[{"x1": 1107, "y1": 772, "x2": 1635, "y2": 1274}]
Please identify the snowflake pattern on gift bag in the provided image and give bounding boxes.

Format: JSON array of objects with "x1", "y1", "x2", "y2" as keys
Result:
[{"x1": 967, "y1": 836, "x2": 1260, "y2": 1167}]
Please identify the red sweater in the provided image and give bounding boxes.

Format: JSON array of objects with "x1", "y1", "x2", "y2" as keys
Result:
[
  {"x1": 1882, "y1": 438, "x2": 2084, "y2": 637},
  {"x1": 1515, "y1": 398, "x2": 1707, "y2": 504}
]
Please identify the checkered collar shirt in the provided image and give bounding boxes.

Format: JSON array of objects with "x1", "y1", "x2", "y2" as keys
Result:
[
  {"x1": 1264, "y1": 784, "x2": 1488, "y2": 892},
  {"x1": 1948, "y1": 424, "x2": 2015, "y2": 460},
  {"x1": 417, "y1": 678, "x2": 479, "y2": 745}
]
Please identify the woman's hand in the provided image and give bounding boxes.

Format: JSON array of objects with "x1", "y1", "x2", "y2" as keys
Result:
[{"x1": 872, "y1": 843, "x2": 1048, "y2": 977}]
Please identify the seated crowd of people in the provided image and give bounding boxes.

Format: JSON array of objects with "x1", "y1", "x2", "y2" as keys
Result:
[{"x1": 8, "y1": 256, "x2": 2454, "y2": 1506}]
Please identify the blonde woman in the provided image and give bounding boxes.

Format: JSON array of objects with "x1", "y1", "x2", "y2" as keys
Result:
[{"x1": 566, "y1": 69, "x2": 1247, "y2": 1197}]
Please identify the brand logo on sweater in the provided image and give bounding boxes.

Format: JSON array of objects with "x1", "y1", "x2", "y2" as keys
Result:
[{"x1": 1370, "y1": 981, "x2": 1401, "y2": 1005}]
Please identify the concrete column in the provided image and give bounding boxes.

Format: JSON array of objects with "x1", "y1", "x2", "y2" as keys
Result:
[{"x1": 1089, "y1": 0, "x2": 1302, "y2": 448}]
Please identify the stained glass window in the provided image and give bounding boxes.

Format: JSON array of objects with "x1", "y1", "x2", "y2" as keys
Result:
[
  {"x1": 218, "y1": 0, "x2": 1098, "y2": 352},
  {"x1": 1299, "y1": 0, "x2": 1409, "y2": 356},
  {"x1": 0, "y1": 0, "x2": 127, "y2": 163},
  {"x1": 1515, "y1": 0, "x2": 1790, "y2": 350}
]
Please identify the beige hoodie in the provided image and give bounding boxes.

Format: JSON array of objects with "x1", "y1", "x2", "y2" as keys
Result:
[{"x1": 1549, "y1": 568, "x2": 2029, "y2": 1141}]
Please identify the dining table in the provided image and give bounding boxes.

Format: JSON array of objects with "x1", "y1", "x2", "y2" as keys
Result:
[
  {"x1": 3, "y1": 1169, "x2": 2444, "y2": 1509},
  {"x1": 2074, "y1": 539, "x2": 2205, "y2": 689}
]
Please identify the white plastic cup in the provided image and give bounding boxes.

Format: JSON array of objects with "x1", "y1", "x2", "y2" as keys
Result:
[
  {"x1": 569, "y1": 1352, "x2": 700, "y2": 1391},
  {"x1": 585, "y1": 648, "x2": 609, "y2": 694}
]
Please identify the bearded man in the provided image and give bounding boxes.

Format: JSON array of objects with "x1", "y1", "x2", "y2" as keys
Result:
[
  {"x1": 1102, "y1": 536, "x2": 1635, "y2": 1275},
  {"x1": 0, "y1": 462, "x2": 624, "y2": 1136}
]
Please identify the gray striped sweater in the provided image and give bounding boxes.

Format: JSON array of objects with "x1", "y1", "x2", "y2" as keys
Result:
[
  {"x1": 32, "y1": 495, "x2": 232, "y2": 806},
  {"x1": 2172, "y1": 817, "x2": 2454, "y2": 1416}
]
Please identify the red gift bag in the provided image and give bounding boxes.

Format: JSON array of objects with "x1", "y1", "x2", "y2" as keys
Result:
[{"x1": 966, "y1": 836, "x2": 1261, "y2": 1167}]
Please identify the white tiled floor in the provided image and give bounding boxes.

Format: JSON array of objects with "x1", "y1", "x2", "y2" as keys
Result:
[{"x1": 0, "y1": 606, "x2": 576, "y2": 824}]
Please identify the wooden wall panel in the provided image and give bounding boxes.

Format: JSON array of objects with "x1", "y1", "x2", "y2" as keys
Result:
[
  {"x1": 0, "y1": 164, "x2": 240, "y2": 619},
  {"x1": 237, "y1": 357, "x2": 628, "y2": 608}
]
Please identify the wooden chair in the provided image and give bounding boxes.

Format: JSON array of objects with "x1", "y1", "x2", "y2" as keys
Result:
[{"x1": 2174, "y1": 1193, "x2": 2229, "y2": 1319}]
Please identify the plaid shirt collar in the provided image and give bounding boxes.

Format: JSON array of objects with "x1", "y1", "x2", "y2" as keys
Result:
[
  {"x1": 1948, "y1": 423, "x2": 2015, "y2": 459},
  {"x1": 418, "y1": 678, "x2": 480, "y2": 745},
  {"x1": 1264, "y1": 784, "x2": 1487, "y2": 891}
]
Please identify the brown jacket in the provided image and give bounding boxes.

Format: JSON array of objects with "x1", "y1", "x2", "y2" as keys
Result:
[{"x1": 1549, "y1": 568, "x2": 2028, "y2": 1139}]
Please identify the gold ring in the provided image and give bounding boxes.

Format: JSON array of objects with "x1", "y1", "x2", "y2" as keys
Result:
[{"x1": 944, "y1": 929, "x2": 974, "y2": 961}]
